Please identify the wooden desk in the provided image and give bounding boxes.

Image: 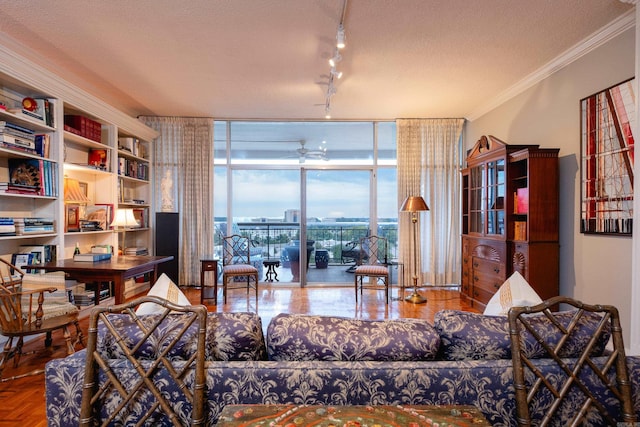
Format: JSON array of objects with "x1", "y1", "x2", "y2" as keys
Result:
[
  {"x1": 216, "y1": 404, "x2": 491, "y2": 426},
  {"x1": 40, "y1": 255, "x2": 173, "y2": 305}
]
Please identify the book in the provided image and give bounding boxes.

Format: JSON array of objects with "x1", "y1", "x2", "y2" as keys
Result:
[
  {"x1": 514, "y1": 221, "x2": 527, "y2": 241},
  {"x1": 91, "y1": 244, "x2": 113, "y2": 254},
  {"x1": 34, "y1": 134, "x2": 50, "y2": 157},
  {"x1": 73, "y1": 253, "x2": 112, "y2": 262},
  {"x1": 19, "y1": 244, "x2": 57, "y2": 274},
  {"x1": 88, "y1": 148, "x2": 109, "y2": 170},
  {"x1": 515, "y1": 188, "x2": 529, "y2": 214},
  {"x1": 8, "y1": 158, "x2": 42, "y2": 192}
]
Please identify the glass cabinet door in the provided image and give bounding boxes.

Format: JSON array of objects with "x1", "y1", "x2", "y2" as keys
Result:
[
  {"x1": 468, "y1": 159, "x2": 505, "y2": 236},
  {"x1": 486, "y1": 159, "x2": 505, "y2": 236},
  {"x1": 469, "y1": 165, "x2": 484, "y2": 234}
]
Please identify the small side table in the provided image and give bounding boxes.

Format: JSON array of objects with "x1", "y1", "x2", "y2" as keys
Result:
[
  {"x1": 387, "y1": 260, "x2": 404, "y2": 301},
  {"x1": 263, "y1": 259, "x2": 280, "y2": 282},
  {"x1": 200, "y1": 258, "x2": 219, "y2": 304}
]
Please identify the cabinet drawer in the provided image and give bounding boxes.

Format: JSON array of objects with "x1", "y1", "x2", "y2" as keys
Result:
[
  {"x1": 472, "y1": 285, "x2": 495, "y2": 305},
  {"x1": 201, "y1": 261, "x2": 218, "y2": 271},
  {"x1": 473, "y1": 259, "x2": 504, "y2": 277},
  {"x1": 473, "y1": 271, "x2": 503, "y2": 293}
]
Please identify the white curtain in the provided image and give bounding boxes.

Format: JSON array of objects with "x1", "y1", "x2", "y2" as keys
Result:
[
  {"x1": 140, "y1": 116, "x2": 214, "y2": 287},
  {"x1": 397, "y1": 118, "x2": 464, "y2": 288}
]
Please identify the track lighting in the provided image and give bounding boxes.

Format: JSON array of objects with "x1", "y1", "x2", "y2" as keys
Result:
[
  {"x1": 329, "y1": 51, "x2": 342, "y2": 67},
  {"x1": 336, "y1": 24, "x2": 346, "y2": 49},
  {"x1": 322, "y1": 0, "x2": 348, "y2": 119}
]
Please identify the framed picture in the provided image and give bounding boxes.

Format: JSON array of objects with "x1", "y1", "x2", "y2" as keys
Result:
[
  {"x1": 79, "y1": 181, "x2": 88, "y2": 197},
  {"x1": 11, "y1": 253, "x2": 33, "y2": 274},
  {"x1": 580, "y1": 78, "x2": 635, "y2": 235},
  {"x1": 85, "y1": 203, "x2": 114, "y2": 230},
  {"x1": 66, "y1": 204, "x2": 80, "y2": 232}
]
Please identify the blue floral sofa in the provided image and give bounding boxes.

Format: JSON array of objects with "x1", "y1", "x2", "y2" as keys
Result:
[{"x1": 45, "y1": 310, "x2": 640, "y2": 426}]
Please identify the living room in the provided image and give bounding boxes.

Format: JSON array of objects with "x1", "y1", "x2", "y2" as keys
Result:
[{"x1": 0, "y1": 2, "x2": 640, "y2": 424}]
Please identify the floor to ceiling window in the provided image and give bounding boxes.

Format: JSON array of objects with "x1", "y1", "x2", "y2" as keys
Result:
[{"x1": 213, "y1": 120, "x2": 397, "y2": 287}]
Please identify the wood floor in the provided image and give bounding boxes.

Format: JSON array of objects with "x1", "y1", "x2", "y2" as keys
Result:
[{"x1": 0, "y1": 284, "x2": 477, "y2": 425}]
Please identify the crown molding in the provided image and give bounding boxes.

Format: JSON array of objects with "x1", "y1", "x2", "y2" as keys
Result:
[
  {"x1": 0, "y1": 33, "x2": 158, "y2": 141},
  {"x1": 466, "y1": 9, "x2": 636, "y2": 121}
]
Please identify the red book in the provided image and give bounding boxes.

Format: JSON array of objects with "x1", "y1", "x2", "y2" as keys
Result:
[{"x1": 516, "y1": 188, "x2": 529, "y2": 214}]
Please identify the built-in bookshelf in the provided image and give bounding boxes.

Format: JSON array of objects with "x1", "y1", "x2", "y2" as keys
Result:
[
  {"x1": 117, "y1": 134, "x2": 152, "y2": 251},
  {"x1": 0, "y1": 41, "x2": 158, "y2": 308}
]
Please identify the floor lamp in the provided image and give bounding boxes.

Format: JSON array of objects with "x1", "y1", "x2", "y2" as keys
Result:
[
  {"x1": 110, "y1": 208, "x2": 139, "y2": 254},
  {"x1": 400, "y1": 196, "x2": 429, "y2": 304}
]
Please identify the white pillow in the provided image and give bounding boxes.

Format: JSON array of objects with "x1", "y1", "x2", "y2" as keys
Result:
[
  {"x1": 483, "y1": 271, "x2": 542, "y2": 316},
  {"x1": 135, "y1": 273, "x2": 191, "y2": 315}
]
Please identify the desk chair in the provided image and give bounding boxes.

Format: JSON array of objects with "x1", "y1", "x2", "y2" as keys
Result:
[
  {"x1": 0, "y1": 258, "x2": 84, "y2": 382},
  {"x1": 221, "y1": 234, "x2": 259, "y2": 304},
  {"x1": 508, "y1": 296, "x2": 636, "y2": 426},
  {"x1": 354, "y1": 235, "x2": 389, "y2": 304}
]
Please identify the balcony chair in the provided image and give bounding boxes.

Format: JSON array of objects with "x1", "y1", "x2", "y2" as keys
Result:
[
  {"x1": 0, "y1": 258, "x2": 84, "y2": 382},
  {"x1": 508, "y1": 296, "x2": 636, "y2": 426},
  {"x1": 354, "y1": 235, "x2": 389, "y2": 304},
  {"x1": 79, "y1": 296, "x2": 208, "y2": 426},
  {"x1": 221, "y1": 234, "x2": 259, "y2": 304},
  {"x1": 341, "y1": 230, "x2": 370, "y2": 272}
]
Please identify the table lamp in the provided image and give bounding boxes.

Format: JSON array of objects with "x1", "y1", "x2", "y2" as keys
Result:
[
  {"x1": 400, "y1": 195, "x2": 429, "y2": 304},
  {"x1": 110, "y1": 208, "x2": 139, "y2": 254}
]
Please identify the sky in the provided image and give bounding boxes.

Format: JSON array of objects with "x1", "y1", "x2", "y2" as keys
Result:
[{"x1": 214, "y1": 168, "x2": 398, "y2": 221}]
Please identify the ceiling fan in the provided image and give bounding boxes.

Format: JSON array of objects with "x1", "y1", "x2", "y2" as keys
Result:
[{"x1": 293, "y1": 140, "x2": 329, "y2": 163}]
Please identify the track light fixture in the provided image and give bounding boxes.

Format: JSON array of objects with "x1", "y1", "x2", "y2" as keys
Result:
[
  {"x1": 328, "y1": 51, "x2": 342, "y2": 67},
  {"x1": 336, "y1": 24, "x2": 346, "y2": 49},
  {"x1": 322, "y1": 0, "x2": 348, "y2": 119}
]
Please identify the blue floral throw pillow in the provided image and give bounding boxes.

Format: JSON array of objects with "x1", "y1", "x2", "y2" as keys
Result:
[
  {"x1": 267, "y1": 313, "x2": 440, "y2": 361},
  {"x1": 434, "y1": 310, "x2": 610, "y2": 361},
  {"x1": 97, "y1": 312, "x2": 267, "y2": 361}
]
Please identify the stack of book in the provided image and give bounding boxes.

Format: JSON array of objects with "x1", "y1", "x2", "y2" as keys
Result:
[
  {"x1": 0, "y1": 121, "x2": 36, "y2": 154},
  {"x1": 125, "y1": 247, "x2": 149, "y2": 256},
  {"x1": 0, "y1": 217, "x2": 16, "y2": 236},
  {"x1": 91, "y1": 244, "x2": 114, "y2": 254},
  {"x1": 79, "y1": 219, "x2": 103, "y2": 232},
  {"x1": 16, "y1": 217, "x2": 55, "y2": 234}
]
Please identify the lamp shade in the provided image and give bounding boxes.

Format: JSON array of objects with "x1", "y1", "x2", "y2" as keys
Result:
[
  {"x1": 400, "y1": 196, "x2": 429, "y2": 212},
  {"x1": 110, "y1": 208, "x2": 139, "y2": 228},
  {"x1": 64, "y1": 177, "x2": 90, "y2": 203}
]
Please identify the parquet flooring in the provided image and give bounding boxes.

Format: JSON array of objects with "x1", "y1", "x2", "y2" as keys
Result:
[{"x1": 0, "y1": 284, "x2": 477, "y2": 425}]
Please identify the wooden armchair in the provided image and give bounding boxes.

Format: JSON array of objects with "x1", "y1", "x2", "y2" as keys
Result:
[
  {"x1": 508, "y1": 296, "x2": 636, "y2": 426},
  {"x1": 0, "y1": 258, "x2": 84, "y2": 382},
  {"x1": 79, "y1": 296, "x2": 208, "y2": 426}
]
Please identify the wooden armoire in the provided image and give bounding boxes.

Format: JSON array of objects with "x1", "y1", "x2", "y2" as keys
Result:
[{"x1": 461, "y1": 135, "x2": 559, "y2": 309}]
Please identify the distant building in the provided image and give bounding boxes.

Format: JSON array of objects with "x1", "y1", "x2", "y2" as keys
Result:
[{"x1": 284, "y1": 209, "x2": 300, "y2": 222}]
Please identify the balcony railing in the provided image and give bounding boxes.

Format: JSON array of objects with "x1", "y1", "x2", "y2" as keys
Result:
[{"x1": 215, "y1": 221, "x2": 398, "y2": 267}]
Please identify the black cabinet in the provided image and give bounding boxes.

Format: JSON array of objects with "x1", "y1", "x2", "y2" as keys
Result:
[{"x1": 155, "y1": 212, "x2": 179, "y2": 283}]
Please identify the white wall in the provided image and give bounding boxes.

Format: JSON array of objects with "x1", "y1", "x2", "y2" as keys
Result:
[{"x1": 465, "y1": 28, "x2": 637, "y2": 349}]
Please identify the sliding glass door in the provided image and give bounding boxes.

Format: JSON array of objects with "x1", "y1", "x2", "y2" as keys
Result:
[
  {"x1": 213, "y1": 120, "x2": 397, "y2": 288},
  {"x1": 304, "y1": 169, "x2": 371, "y2": 285}
]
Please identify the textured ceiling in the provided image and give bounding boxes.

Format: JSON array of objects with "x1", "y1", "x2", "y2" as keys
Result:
[{"x1": 0, "y1": 0, "x2": 634, "y2": 120}]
